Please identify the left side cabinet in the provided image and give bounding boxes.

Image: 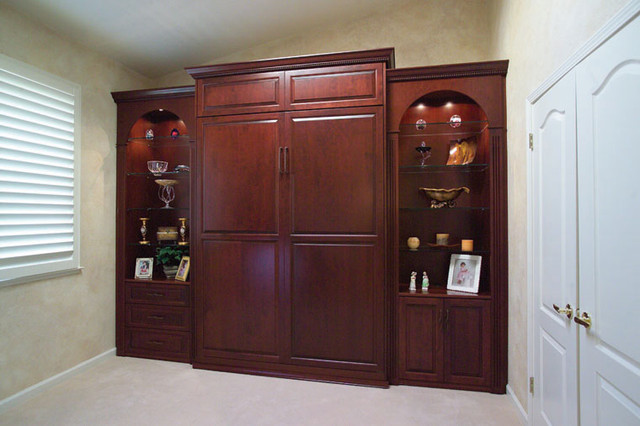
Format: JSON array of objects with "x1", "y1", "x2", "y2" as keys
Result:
[{"x1": 112, "y1": 87, "x2": 195, "y2": 363}]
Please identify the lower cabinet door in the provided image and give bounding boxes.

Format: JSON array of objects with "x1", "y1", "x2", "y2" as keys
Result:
[
  {"x1": 443, "y1": 298, "x2": 492, "y2": 387},
  {"x1": 398, "y1": 297, "x2": 443, "y2": 383}
]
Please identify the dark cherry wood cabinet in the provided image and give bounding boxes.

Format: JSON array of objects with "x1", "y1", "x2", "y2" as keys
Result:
[
  {"x1": 187, "y1": 49, "x2": 393, "y2": 385},
  {"x1": 113, "y1": 86, "x2": 195, "y2": 363},
  {"x1": 387, "y1": 61, "x2": 508, "y2": 393},
  {"x1": 111, "y1": 51, "x2": 509, "y2": 395}
]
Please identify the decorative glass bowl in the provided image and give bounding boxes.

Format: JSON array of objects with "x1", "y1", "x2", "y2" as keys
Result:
[
  {"x1": 419, "y1": 186, "x2": 470, "y2": 208},
  {"x1": 147, "y1": 160, "x2": 168, "y2": 176}
]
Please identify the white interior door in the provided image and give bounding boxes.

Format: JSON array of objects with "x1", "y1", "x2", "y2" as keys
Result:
[
  {"x1": 530, "y1": 72, "x2": 579, "y2": 426},
  {"x1": 576, "y1": 16, "x2": 640, "y2": 426}
]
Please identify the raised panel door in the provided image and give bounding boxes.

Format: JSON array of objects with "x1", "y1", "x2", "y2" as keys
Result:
[
  {"x1": 197, "y1": 240, "x2": 279, "y2": 363},
  {"x1": 200, "y1": 114, "x2": 282, "y2": 234},
  {"x1": 286, "y1": 107, "x2": 383, "y2": 235},
  {"x1": 443, "y1": 299, "x2": 491, "y2": 388},
  {"x1": 398, "y1": 297, "x2": 443, "y2": 383}
]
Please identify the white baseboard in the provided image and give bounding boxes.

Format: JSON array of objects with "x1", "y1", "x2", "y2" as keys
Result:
[
  {"x1": 507, "y1": 384, "x2": 528, "y2": 425},
  {"x1": 0, "y1": 348, "x2": 116, "y2": 413}
]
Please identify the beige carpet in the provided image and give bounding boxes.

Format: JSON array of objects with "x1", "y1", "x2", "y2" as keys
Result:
[{"x1": 0, "y1": 356, "x2": 522, "y2": 425}]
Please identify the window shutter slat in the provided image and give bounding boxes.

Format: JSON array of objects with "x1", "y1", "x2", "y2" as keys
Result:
[{"x1": 1, "y1": 54, "x2": 80, "y2": 285}]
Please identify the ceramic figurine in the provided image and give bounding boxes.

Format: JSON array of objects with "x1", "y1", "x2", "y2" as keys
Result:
[
  {"x1": 422, "y1": 271, "x2": 429, "y2": 291},
  {"x1": 145, "y1": 129, "x2": 154, "y2": 140},
  {"x1": 409, "y1": 271, "x2": 417, "y2": 292}
]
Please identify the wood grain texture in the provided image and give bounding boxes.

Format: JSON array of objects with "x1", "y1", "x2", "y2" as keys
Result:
[
  {"x1": 197, "y1": 72, "x2": 285, "y2": 116},
  {"x1": 200, "y1": 114, "x2": 282, "y2": 234},
  {"x1": 285, "y1": 64, "x2": 383, "y2": 110},
  {"x1": 198, "y1": 240, "x2": 279, "y2": 361},
  {"x1": 287, "y1": 107, "x2": 382, "y2": 234}
]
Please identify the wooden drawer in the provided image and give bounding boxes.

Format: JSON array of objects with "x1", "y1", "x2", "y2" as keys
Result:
[
  {"x1": 125, "y1": 305, "x2": 189, "y2": 331},
  {"x1": 125, "y1": 282, "x2": 189, "y2": 306},
  {"x1": 125, "y1": 329, "x2": 190, "y2": 360},
  {"x1": 285, "y1": 63, "x2": 383, "y2": 110},
  {"x1": 197, "y1": 72, "x2": 285, "y2": 116}
]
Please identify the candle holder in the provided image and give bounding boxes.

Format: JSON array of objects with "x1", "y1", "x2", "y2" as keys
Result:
[
  {"x1": 178, "y1": 217, "x2": 189, "y2": 246},
  {"x1": 139, "y1": 217, "x2": 150, "y2": 245}
]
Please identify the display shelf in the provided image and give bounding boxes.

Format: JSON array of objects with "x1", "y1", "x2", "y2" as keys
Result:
[
  {"x1": 398, "y1": 164, "x2": 488, "y2": 173},
  {"x1": 399, "y1": 206, "x2": 489, "y2": 212},
  {"x1": 126, "y1": 171, "x2": 190, "y2": 177},
  {"x1": 117, "y1": 136, "x2": 193, "y2": 148},
  {"x1": 398, "y1": 286, "x2": 491, "y2": 299},
  {"x1": 400, "y1": 247, "x2": 489, "y2": 255},
  {"x1": 127, "y1": 207, "x2": 190, "y2": 212},
  {"x1": 127, "y1": 242, "x2": 189, "y2": 248},
  {"x1": 124, "y1": 278, "x2": 190, "y2": 286},
  {"x1": 399, "y1": 120, "x2": 488, "y2": 137}
]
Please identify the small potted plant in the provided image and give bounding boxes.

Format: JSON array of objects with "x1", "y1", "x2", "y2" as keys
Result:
[{"x1": 155, "y1": 246, "x2": 187, "y2": 279}]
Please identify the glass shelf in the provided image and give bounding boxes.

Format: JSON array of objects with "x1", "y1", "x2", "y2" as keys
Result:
[
  {"x1": 127, "y1": 207, "x2": 190, "y2": 212},
  {"x1": 117, "y1": 136, "x2": 193, "y2": 148},
  {"x1": 399, "y1": 120, "x2": 488, "y2": 137},
  {"x1": 126, "y1": 171, "x2": 190, "y2": 177},
  {"x1": 400, "y1": 247, "x2": 490, "y2": 254},
  {"x1": 399, "y1": 164, "x2": 488, "y2": 173},
  {"x1": 127, "y1": 242, "x2": 189, "y2": 249},
  {"x1": 400, "y1": 206, "x2": 489, "y2": 212}
]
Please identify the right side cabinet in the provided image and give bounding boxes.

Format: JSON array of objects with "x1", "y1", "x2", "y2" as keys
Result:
[{"x1": 387, "y1": 61, "x2": 509, "y2": 393}]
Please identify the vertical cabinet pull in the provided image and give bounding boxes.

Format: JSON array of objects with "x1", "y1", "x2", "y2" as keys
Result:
[
  {"x1": 443, "y1": 309, "x2": 450, "y2": 331},
  {"x1": 278, "y1": 147, "x2": 284, "y2": 174},
  {"x1": 284, "y1": 147, "x2": 289, "y2": 174}
]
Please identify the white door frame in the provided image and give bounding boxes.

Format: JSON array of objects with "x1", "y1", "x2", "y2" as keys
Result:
[{"x1": 526, "y1": 1, "x2": 640, "y2": 423}]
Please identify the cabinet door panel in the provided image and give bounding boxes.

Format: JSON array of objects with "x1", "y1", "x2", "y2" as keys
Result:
[
  {"x1": 200, "y1": 114, "x2": 282, "y2": 234},
  {"x1": 287, "y1": 107, "x2": 383, "y2": 234},
  {"x1": 289, "y1": 243, "x2": 381, "y2": 371},
  {"x1": 285, "y1": 64, "x2": 383, "y2": 110},
  {"x1": 444, "y1": 299, "x2": 491, "y2": 387},
  {"x1": 197, "y1": 72, "x2": 285, "y2": 116},
  {"x1": 198, "y1": 240, "x2": 279, "y2": 362},
  {"x1": 398, "y1": 297, "x2": 443, "y2": 382}
]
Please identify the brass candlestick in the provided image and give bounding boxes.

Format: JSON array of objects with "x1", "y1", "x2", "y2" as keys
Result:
[
  {"x1": 178, "y1": 217, "x2": 189, "y2": 246},
  {"x1": 139, "y1": 217, "x2": 150, "y2": 245}
]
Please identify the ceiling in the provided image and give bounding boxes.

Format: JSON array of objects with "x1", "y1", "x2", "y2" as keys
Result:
[{"x1": 4, "y1": 0, "x2": 404, "y2": 78}]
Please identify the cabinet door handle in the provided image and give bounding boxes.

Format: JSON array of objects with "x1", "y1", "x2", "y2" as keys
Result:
[
  {"x1": 146, "y1": 292, "x2": 165, "y2": 298},
  {"x1": 284, "y1": 147, "x2": 289, "y2": 174},
  {"x1": 278, "y1": 147, "x2": 284, "y2": 174},
  {"x1": 443, "y1": 309, "x2": 450, "y2": 331},
  {"x1": 438, "y1": 309, "x2": 444, "y2": 325}
]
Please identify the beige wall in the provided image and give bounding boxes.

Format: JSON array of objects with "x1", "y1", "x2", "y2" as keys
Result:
[
  {"x1": 0, "y1": 4, "x2": 152, "y2": 400},
  {"x1": 487, "y1": 0, "x2": 628, "y2": 412},
  {"x1": 155, "y1": 0, "x2": 494, "y2": 87}
]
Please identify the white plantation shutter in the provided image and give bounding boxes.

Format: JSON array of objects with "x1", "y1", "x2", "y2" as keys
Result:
[{"x1": 0, "y1": 54, "x2": 81, "y2": 286}]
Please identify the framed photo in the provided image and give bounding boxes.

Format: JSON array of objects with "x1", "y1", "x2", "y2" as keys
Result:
[
  {"x1": 135, "y1": 257, "x2": 153, "y2": 280},
  {"x1": 447, "y1": 254, "x2": 481, "y2": 293},
  {"x1": 175, "y1": 256, "x2": 190, "y2": 282}
]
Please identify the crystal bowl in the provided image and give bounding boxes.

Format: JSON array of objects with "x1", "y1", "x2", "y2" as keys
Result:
[{"x1": 147, "y1": 160, "x2": 168, "y2": 175}]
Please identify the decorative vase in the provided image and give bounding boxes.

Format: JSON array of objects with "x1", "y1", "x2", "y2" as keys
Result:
[
  {"x1": 407, "y1": 237, "x2": 420, "y2": 251},
  {"x1": 162, "y1": 264, "x2": 179, "y2": 280},
  {"x1": 178, "y1": 217, "x2": 189, "y2": 246},
  {"x1": 139, "y1": 217, "x2": 150, "y2": 245}
]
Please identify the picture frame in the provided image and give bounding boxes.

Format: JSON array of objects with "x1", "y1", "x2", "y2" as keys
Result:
[
  {"x1": 447, "y1": 254, "x2": 482, "y2": 293},
  {"x1": 175, "y1": 256, "x2": 190, "y2": 282},
  {"x1": 134, "y1": 257, "x2": 153, "y2": 280}
]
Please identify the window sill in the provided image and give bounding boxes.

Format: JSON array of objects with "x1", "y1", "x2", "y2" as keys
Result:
[{"x1": 0, "y1": 267, "x2": 84, "y2": 289}]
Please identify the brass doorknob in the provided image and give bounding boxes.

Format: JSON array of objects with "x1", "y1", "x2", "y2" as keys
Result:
[
  {"x1": 574, "y1": 311, "x2": 592, "y2": 329},
  {"x1": 553, "y1": 303, "x2": 573, "y2": 319}
]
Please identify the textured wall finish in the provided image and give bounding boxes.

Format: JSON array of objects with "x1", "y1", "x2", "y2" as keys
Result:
[
  {"x1": 154, "y1": 0, "x2": 494, "y2": 87},
  {"x1": 487, "y1": 0, "x2": 628, "y2": 413},
  {"x1": 0, "y1": 4, "x2": 152, "y2": 400}
]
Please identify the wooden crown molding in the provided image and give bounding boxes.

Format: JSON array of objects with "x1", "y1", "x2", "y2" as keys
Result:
[
  {"x1": 387, "y1": 60, "x2": 509, "y2": 82},
  {"x1": 111, "y1": 86, "x2": 195, "y2": 103},
  {"x1": 186, "y1": 48, "x2": 396, "y2": 79}
]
